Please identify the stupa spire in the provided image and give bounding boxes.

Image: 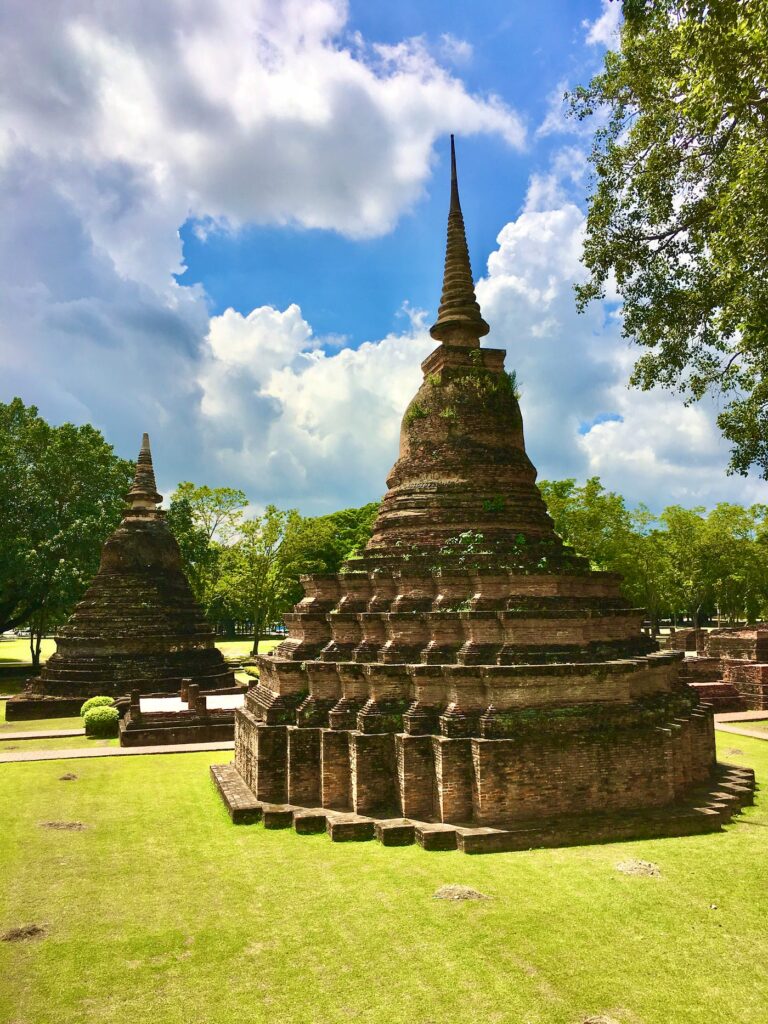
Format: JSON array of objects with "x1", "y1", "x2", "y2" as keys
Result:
[
  {"x1": 430, "y1": 134, "x2": 489, "y2": 344},
  {"x1": 126, "y1": 432, "x2": 162, "y2": 511}
]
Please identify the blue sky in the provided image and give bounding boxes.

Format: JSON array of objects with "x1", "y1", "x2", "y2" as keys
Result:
[
  {"x1": 0, "y1": 0, "x2": 761, "y2": 515},
  {"x1": 178, "y1": 1, "x2": 601, "y2": 346}
]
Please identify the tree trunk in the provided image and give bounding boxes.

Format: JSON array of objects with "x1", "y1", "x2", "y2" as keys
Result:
[
  {"x1": 30, "y1": 629, "x2": 43, "y2": 670},
  {"x1": 250, "y1": 607, "x2": 261, "y2": 657}
]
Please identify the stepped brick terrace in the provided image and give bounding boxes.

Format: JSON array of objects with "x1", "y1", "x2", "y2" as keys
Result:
[
  {"x1": 213, "y1": 137, "x2": 749, "y2": 852},
  {"x1": 6, "y1": 435, "x2": 234, "y2": 720}
]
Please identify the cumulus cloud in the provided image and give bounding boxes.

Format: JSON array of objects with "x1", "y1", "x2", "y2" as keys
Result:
[
  {"x1": 198, "y1": 303, "x2": 432, "y2": 510},
  {"x1": 0, "y1": 0, "x2": 525, "y2": 496},
  {"x1": 583, "y1": 0, "x2": 622, "y2": 48},
  {"x1": 193, "y1": 154, "x2": 761, "y2": 514},
  {"x1": 1, "y1": 0, "x2": 524, "y2": 244}
]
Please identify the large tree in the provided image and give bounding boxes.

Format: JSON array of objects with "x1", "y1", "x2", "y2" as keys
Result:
[
  {"x1": 217, "y1": 506, "x2": 296, "y2": 654},
  {"x1": 571, "y1": 0, "x2": 768, "y2": 475},
  {"x1": 165, "y1": 482, "x2": 247, "y2": 618},
  {"x1": 0, "y1": 399, "x2": 133, "y2": 664}
]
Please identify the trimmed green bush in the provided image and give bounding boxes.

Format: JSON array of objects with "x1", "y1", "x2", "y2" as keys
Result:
[
  {"x1": 84, "y1": 705, "x2": 119, "y2": 738},
  {"x1": 80, "y1": 696, "x2": 115, "y2": 718}
]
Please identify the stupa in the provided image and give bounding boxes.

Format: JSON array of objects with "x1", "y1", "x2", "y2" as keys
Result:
[
  {"x1": 7, "y1": 434, "x2": 234, "y2": 719},
  {"x1": 212, "y1": 138, "x2": 753, "y2": 851}
]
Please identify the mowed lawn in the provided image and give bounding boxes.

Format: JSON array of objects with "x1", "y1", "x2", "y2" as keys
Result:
[
  {"x1": 0, "y1": 736, "x2": 766, "y2": 1024},
  {"x1": 0, "y1": 637, "x2": 278, "y2": 669}
]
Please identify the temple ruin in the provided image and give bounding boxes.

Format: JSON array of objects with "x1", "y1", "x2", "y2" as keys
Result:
[
  {"x1": 6, "y1": 435, "x2": 235, "y2": 720},
  {"x1": 212, "y1": 138, "x2": 753, "y2": 851}
]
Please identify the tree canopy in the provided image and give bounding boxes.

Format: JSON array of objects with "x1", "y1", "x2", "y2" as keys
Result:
[
  {"x1": 571, "y1": 0, "x2": 768, "y2": 475},
  {"x1": 0, "y1": 399, "x2": 133, "y2": 662},
  {"x1": 539, "y1": 475, "x2": 768, "y2": 629}
]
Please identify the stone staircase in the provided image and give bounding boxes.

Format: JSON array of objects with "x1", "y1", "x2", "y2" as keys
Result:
[{"x1": 211, "y1": 760, "x2": 755, "y2": 855}]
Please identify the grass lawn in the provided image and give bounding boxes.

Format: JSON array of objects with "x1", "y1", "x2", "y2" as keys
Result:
[
  {"x1": 0, "y1": 735, "x2": 118, "y2": 753},
  {"x1": 738, "y1": 719, "x2": 768, "y2": 733},
  {"x1": 0, "y1": 637, "x2": 56, "y2": 665},
  {"x1": 0, "y1": 701, "x2": 84, "y2": 733},
  {"x1": 0, "y1": 637, "x2": 280, "y2": 669},
  {"x1": 1, "y1": 736, "x2": 767, "y2": 1024}
]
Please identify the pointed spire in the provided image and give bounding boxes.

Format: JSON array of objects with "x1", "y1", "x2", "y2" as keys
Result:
[
  {"x1": 126, "y1": 432, "x2": 162, "y2": 511},
  {"x1": 430, "y1": 135, "x2": 489, "y2": 344}
]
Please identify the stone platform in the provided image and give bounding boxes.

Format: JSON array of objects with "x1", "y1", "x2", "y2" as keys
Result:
[
  {"x1": 211, "y1": 761, "x2": 755, "y2": 854},
  {"x1": 119, "y1": 685, "x2": 246, "y2": 747}
]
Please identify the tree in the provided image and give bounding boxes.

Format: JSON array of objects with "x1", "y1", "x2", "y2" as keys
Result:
[
  {"x1": 537, "y1": 477, "x2": 635, "y2": 569},
  {"x1": 277, "y1": 502, "x2": 380, "y2": 608},
  {"x1": 0, "y1": 398, "x2": 133, "y2": 665},
  {"x1": 571, "y1": 0, "x2": 768, "y2": 475},
  {"x1": 217, "y1": 506, "x2": 296, "y2": 654},
  {"x1": 166, "y1": 482, "x2": 247, "y2": 619}
]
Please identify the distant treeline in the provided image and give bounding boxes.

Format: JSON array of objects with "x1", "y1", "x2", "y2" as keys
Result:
[
  {"x1": 539, "y1": 478, "x2": 768, "y2": 631},
  {"x1": 4, "y1": 399, "x2": 766, "y2": 663}
]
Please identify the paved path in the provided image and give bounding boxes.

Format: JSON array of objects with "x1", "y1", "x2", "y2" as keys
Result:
[
  {"x1": 715, "y1": 710, "x2": 768, "y2": 722},
  {"x1": 0, "y1": 740, "x2": 234, "y2": 764},
  {"x1": 714, "y1": 723, "x2": 768, "y2": 742},
  {"x1": 1, "y1": 728, "x2": 84, "y2": 741}
]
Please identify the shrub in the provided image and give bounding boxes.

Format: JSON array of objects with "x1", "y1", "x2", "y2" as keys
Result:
[
  {"x1": 80, "y1": 695, "x2": 115, "y2": 718},
  {"x1": 84, "y1": 705, "x2": 119, "y2": 738}
]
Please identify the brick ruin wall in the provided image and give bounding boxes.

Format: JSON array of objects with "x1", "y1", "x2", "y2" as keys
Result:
[{"x1": 233, "y1": 707, "x2": 714, "y2": 828}]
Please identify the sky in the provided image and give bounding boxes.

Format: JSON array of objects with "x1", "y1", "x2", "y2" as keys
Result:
[{"x1": 0, "y1": 0, "x2": 763, "y2": 515}]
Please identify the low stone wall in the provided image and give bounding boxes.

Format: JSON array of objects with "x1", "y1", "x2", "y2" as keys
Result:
[
  {"x1": 662, "y1": 629, "x2": 704, "y2": 653},
  {"x1": 4, "y1": 694, "x2": 84, "y2": 720},
  {"x1": 722, "y1": 660, "x2": 768, "y2": 711},
  {"x1": 119, "y1": 713, "x2": 234, "y2": 746}
]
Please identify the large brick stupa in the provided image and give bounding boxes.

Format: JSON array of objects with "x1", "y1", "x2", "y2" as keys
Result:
[
  {"x1": 213, "y1": 138, "x2": 752, "y2": 851},
  {"x1": 7, "y1": 435, "x2": 234, "y2": 719}
]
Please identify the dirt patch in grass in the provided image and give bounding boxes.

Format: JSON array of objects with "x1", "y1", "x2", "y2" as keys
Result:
[
  {"x1": 39, "y1": 820, "x2": 86, "y2": 831},
  {"x1": 2, "y1": 924, "x2": 46, "y2": 943},
  {"x1": 59, "y1": 773, "x2": 78, "y2": 781},
  {"x1": 725, "y1": 747, "x2": 745, "y2": 756},
  {"x1": 433, "y1": 884, "x2": 490, "y2": 901},
  {"x1": 616, "y1": 859, "x2": 661, "y2": 878},
  {"x1": 581, "y1": 1016, "x2": 621, "y2": 1024}
]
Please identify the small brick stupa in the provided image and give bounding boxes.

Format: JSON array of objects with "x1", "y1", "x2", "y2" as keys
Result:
[
  {"x1": 7, "y1": 434, "x2": 233, "y2": 719},
  {"x1": 213, "y1": 138, "x2": 752, "y2": 851}
]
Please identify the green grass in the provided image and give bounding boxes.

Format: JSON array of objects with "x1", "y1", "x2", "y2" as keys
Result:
[
  {"x1": 0, "y1": 735, "x2": 118, "y2": 753},
  {"x1": 1, "y1": 735, "x2": 767, "y2": 1024},
  {"x1": 0, "y1": 637, "x2": 280, "y2": 670},
  {"x1": 0, "y1": 702, "x2": 83, "y2": 732},
  {"x1": 0, "y1": 637, "x2": 56, "y2": 665},
  {"x1": 737, "y1": 719, "x2": 768, "y2": 733}
]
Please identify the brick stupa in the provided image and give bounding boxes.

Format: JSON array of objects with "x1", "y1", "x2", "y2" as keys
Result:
[
  {"x1": 7, "y1": 434, "x2": 234, "y2": 719},
  {"x1": 213, "y1": 138, "x2": 752, "y2": 852}
]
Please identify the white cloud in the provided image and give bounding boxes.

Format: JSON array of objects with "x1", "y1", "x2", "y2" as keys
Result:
[
  {"x1": 0, "y1": 0, "x2": 524, "y2": 498},
  {"x1": 193, "y1": 156, "x2": 761, "y2": 514},
  {"x1": 0, "y1": 1, "x2": 758, "y2": 517},
  {"x1": 439, "y1": 33, "x2": 473, "y2": 64},
  {"x1": 583, "y1": 0, "x2": 622, "y2": 48},
  {"x1": 1, "y1": 0, "x2": 524, "y2": 251},
  {"x1": 198, "y1": 302, "x2": 432, "y2": 509},
  {"x1": 536, "y1": 79, "x2": 576, "y2": 138}
]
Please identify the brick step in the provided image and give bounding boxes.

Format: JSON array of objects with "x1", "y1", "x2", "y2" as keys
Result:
[
  {"x1": 690, "y1": 681, "x2": 747, "y2": 712},
  {"x1": 210, "y1": 761, "x2": 756, "y2": 855}
]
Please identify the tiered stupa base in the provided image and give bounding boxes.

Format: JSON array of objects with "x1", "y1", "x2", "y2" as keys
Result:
[{"x1": 214, "y1": 551, "x2": 728, "y2": 847}]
